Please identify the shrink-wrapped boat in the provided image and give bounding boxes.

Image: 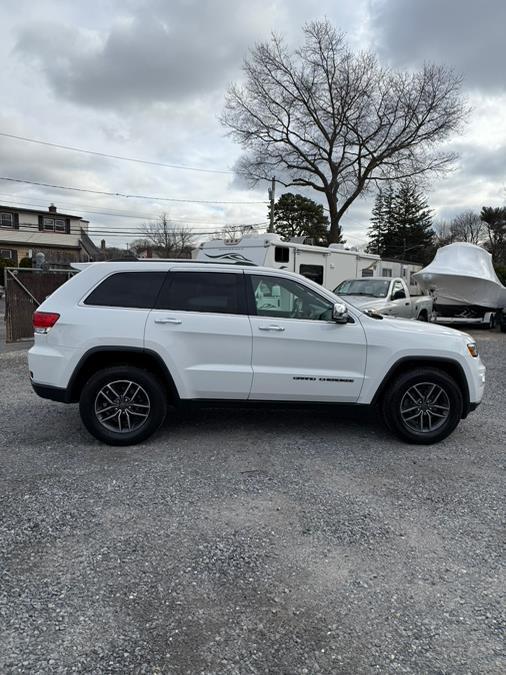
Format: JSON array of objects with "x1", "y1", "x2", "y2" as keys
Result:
[{"x1": 414, "y1": 243, "x2": 506, "y2": 310}]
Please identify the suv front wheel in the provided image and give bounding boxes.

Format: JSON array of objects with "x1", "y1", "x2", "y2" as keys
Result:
[
  {"x1": 382, "y1": 367, "x2": 463, "y2": 444},
  {"x1": 79, "y1": 366, "x2": 167, "y2": 446}
]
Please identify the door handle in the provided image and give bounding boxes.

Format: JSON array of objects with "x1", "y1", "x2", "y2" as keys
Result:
[
  {"x1": 405, "y1": 302, "x2": 410, "y2": 306},
  {"x1": 154, "y1": 317, "x2": 182, "y2": 324},
  {"x1": 259, "y1": 324, "x2": 285, "y2": 332}
]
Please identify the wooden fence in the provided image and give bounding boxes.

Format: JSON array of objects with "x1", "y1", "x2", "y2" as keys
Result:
[{"x1": 4, "y1": 268, "x2": 75, "y2": 342}]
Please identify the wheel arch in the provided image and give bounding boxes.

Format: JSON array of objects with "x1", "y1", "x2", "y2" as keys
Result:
[
  {"x1": 67, "y1": 347, "x2": 179, "y2": 404},
  {"x1": 372, "y1": 357, "x2": 471, "y2": 418}
]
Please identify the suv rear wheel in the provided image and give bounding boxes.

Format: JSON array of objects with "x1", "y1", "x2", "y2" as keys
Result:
[
  {"x1": 79, "y1": 366, "x2": 167, "y2": 446},
  {"x1": 382, "y1": 368, "x2": 463, "y2": 444}
]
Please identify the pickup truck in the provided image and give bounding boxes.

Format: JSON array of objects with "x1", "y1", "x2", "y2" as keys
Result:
[{"x1": 334, "y1": 276, "x2": 433, "y2": 321}]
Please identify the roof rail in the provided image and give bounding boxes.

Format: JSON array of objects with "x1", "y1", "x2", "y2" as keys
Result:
[{"x1": 133, "y1": 258, "x2": 257, "y2": 266}]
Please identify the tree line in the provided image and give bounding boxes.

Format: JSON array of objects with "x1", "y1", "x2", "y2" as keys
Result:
[{"x1": 270, "y1": 188, "x2": 506, "y2": 274}]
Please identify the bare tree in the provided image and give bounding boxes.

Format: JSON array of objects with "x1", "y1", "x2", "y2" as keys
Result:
[
  {"x1": 450, "y1": 211, "x2": 485, "y2": 244},
  {"x1": 219, "y1": 224, "x2": 257, "y2": 242},
  {"x1": 222, "y1": 20, "x2": 466, "y2": 242},
  {"x1": 129, "y1": 238, "x2": 153, "y2": 256},
  {"x1": 433, "y1": 211, "x2": 485, "y2": 249},
  {"x1": 143, "y1": 213, "x2": 196, "y2": 258},
  {"x1": 432, "y1": 220, "x2": 454, "y2": 247}
]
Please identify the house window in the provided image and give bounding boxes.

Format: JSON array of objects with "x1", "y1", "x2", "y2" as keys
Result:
[
  {"x1": 0, "y1": 249, "x2": 13, "y2": 259},
  {"x1": 43, "y1": 217, "x2": 67, "y2": 232},
  {"x1": 0, "y1": 212, "x2": 14, "y2": 228}
]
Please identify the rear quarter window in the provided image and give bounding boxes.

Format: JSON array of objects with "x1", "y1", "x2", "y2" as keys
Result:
[{"x1": 84, "y1": 272, "x2": 166, "y2": 308}]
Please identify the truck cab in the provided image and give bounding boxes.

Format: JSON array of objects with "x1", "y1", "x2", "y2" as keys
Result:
[{"x1": 334, "y1": 277, "x2": 433, "y2": 321}]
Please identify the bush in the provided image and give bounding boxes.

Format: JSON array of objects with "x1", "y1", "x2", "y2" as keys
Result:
[{"x1": 19, "y1": 257, "x2": 32, "y2": 268}]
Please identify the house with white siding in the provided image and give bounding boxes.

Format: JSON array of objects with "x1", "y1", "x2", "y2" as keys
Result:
[{"x1": 0, "y1": 203, "x2": 99, "y2": 266}]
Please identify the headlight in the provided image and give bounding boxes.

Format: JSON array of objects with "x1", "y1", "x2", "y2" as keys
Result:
[{"x1": 467, "y1": 342, "x2": 479, "y2": 358}]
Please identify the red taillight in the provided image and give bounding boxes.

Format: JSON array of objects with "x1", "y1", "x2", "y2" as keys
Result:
[{"x1": 33, "y1": 311, "x2": 60, "y2": 333}]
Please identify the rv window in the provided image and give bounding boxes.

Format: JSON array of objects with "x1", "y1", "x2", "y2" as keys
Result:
[
  {"x1": 381, "y1": 268, "x2": 392, "y2": 277},
  {"x1": 299, "y1": 264, "x2": 324, "y2": 285},
  {"x1": 274, "y1": 247, "x2": 289, "y2": 263},
  {"x1": 361, "y1": 268, "x2": 374, "y2": 278}
]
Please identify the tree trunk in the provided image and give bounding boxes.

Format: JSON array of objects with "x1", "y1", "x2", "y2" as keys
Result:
[{"x1": 326, "y1": 192, "x2": 343, "y2": 244}]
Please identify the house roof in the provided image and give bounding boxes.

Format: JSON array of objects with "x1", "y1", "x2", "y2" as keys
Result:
[{"x1": 0, "y1": 203, "x2": 88, "y2": 221}]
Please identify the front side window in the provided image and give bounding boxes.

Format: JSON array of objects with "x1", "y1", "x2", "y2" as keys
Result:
[
  {"x1": 84, "y1": 272, "x2": 166, "y2": 308},
  {"x1": 392, "y1": 280, "x2": 405, "y2": 298},
  {"x1": 0, "y1": 213, "x2": 13, "y2": 228},
  {"x1": 250, "y1": 274, "x2": 333, "y2": 321},
  {"x1": 156, "y1": 272, "x2": 245, "y2": 314}
]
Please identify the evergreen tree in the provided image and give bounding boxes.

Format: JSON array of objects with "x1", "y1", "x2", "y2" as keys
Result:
[
  {"x1": 366, "y1": 184, "x2": 395, "y2": 255},
  {"x1": 272, "y1": 193, "x2": 330, "y2": 243},
  {"x1": 480, "y1": 206, "x2": 506, "y2": 265},
  {"x1": 367, "y1": 182, "x2": 433, "y2": 262},
  {"x1": 390, "y1": 182, "x2": 434, "y2": 262}
]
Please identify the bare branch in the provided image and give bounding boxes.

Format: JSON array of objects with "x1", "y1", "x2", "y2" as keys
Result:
[
  {"x1": 221, "y1": 20, "x2": 466, "y2": 242},
  {"x1": 142, "y1": 213, "x2": 196, "y2": 258}
]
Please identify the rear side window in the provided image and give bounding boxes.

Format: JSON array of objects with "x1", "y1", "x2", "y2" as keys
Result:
[
  {"x1": 156, "y1": 272, "x2": 245, "y2": 314},
  {"x1": 84, "y1": 272, "x2": 166, "y2": 308}
]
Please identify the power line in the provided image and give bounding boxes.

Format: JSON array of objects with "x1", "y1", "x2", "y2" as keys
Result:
[
  {"x1": 0, "y1": 131, "x2": 240, "y2": 175},
  {"x1": 0, "y1": 176, "x2": 268, "y2": 205},
  {"x1": 0, "y1": 194, "x2": 267, "y2": 226},
  {"x1": 8, "y1": 222, "x2": 268, "y2": 238}
]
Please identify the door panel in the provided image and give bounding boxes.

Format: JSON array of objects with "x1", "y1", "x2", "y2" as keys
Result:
[
  {"x1": 389, "y1": 279, "x2": 412, "y2": 318},
  {"x1": 145, "y1": 271, "x2": 253, "y2": 399},
  {"x1": 247, "y1": 274, "x2": 367, "y2": 402}
]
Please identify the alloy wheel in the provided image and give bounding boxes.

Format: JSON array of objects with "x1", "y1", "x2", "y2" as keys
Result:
[
  {"x1": 94, "y1": 379, "x2": 151, "y2": 433},
  {"x1": 400, "y1": 382, "x2": 450, "y2": 433}
]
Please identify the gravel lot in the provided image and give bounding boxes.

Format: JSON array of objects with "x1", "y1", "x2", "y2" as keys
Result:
[{"x1": 0, "y1": 331, "x2": 504, "y2": 674}]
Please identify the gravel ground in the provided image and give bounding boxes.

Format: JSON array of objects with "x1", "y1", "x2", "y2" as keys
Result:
[{"x1": 0, "y1": 331, "x2": 504, "y2": 674}]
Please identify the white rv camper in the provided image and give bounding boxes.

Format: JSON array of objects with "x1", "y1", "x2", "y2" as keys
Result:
[{"x1": 196, "y1": 234, "x2": 380, "y2": 290}]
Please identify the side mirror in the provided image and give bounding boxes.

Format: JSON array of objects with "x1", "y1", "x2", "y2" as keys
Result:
[
  {"x1": 392, "y1": 290, "x2": 406, "y2": 300},
  {"x1": 332, "y1": 302, "x2": 349, "y2": 324}
]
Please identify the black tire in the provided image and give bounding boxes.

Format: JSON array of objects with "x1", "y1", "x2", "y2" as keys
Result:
[
  {"x1": 417, "y1": 310, "x2": 429, "y2": 322},
  {"x1": 381, "y1": 368, "x2": 463, "y2": 444},
  {"x1": 501, "y1": 321, "x2": 506, "y2": 334},
  {"x1": 79, "y1": 366, "x2": 167, "y2": 446}
]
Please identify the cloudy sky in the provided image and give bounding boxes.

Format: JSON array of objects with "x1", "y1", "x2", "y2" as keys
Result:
[{"x1": 0, "y1": 0, "x2": 505, "y2": 249}]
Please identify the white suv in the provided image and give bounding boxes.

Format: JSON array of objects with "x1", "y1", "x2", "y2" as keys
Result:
[{"x1": 29, "y1": 261, "x2": 485, "y2": 446}]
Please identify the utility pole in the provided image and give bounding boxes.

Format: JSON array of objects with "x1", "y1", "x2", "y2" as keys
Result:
[{"x1": 268, "y1": 176, "x2": 275, "y2": 233}]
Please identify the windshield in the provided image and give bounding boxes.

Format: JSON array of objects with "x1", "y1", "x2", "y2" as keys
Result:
[{"x1": 334, "y1": 279, "x2": 390, "y2": 298}]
